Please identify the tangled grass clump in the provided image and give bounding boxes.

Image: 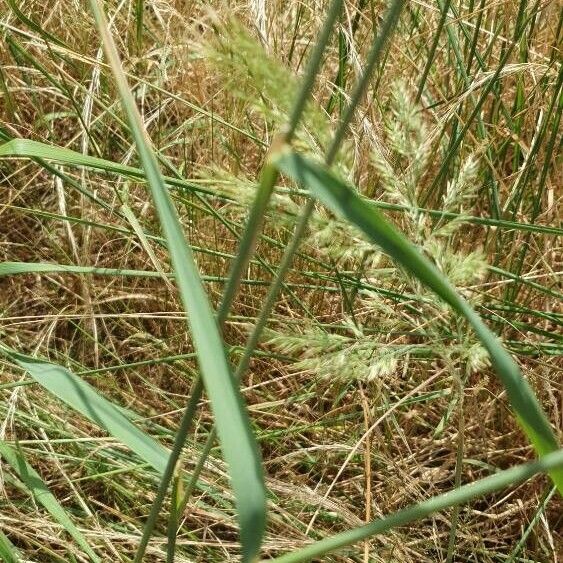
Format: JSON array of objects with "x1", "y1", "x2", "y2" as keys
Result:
[{"x1": 0, "y1": 0, "x2": 561, "y2": 561}]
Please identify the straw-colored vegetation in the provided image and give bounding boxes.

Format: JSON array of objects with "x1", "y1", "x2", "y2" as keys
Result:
[{"x1": 0, "y1": 0, "x2": 561, "y2": 561}]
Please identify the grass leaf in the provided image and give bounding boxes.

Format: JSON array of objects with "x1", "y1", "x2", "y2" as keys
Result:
[
  {"x1": 0, "y1": 528, "x2": 21, "y2": 563},
  {"x1": 0, "y1": 348, "x2": 170, "y2": 475},
  {"x1": 2, "y1": 138, "x2": 561, "y2": 237},
  {"x1": 274, "y1": 150, "x2": 563, "y2": 491},
  {"x1": 0, "y1": 139, "x2": 207, "y2": 196},
  {"x1": 267, "y1": 448, "x2": 563, "y2": 562},
  {"x1": 0, "y1": 438, "x2": 100, "y2": 562},
  {"x1": 87, "y1": 1, "x2": 267, "y2": 559},
  {"x1": 0, "y1": 261, "x2": 164, "y2": 278}
]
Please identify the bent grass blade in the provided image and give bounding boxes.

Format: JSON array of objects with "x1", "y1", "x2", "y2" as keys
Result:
[
  {"x1": 274, "y1": 151, "x2": 563, "y2": 491},
  {"x1": 0, "y1": 348, "x2": 170, "y2": 475},
  {"x1": 87, "y1": 0, "x2": 267, "y2": 559}
]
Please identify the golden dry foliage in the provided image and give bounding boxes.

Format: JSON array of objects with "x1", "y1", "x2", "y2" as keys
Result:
[{"x1": 0, "y1": 0, "x2": 561, "y2": 561}]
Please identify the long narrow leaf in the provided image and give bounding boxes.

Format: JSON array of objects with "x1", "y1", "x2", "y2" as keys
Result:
[
  {"x1": 274, "y1": 151, "x2": 562, "y2": 491},
  {"x1": 0, "y1": 260, "x2": 326, "y2": 293},
  {"x1": 0, "y1": 528, "x2": 20, "y2": 563},
  {"x1": 0, "y1": 438, "x2": 100, "y2": 562},
  {"x1": 268, "y1": 448, "x2": 563, "y2": 562},
  {"x1": 5, "y1": 0, "x2": 67, "y2": 47},
  {"x1": 2, "y1": 138, "x2": 561, "y2": 237},
  {"x1": 0, "y1": 139, "x2": 209, "y2": 196},
  {"x1": 87, "y1": 1, "x2": 266, "y2": 559},
  {"x1": 0, "y1": 348, "x2": 170, "y2": 475},
  {"x1": 0, "y1": 261, "x2": 164, "y2": 278}
]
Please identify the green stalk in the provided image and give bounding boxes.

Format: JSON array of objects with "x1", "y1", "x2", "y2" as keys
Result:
[
  {"x1": 506, "y1": 486, "x2": 557, "y2": 562},
  {"x1": 166, "y1": 471, "x2": 182, "y2": 563},
  {"x1": 133, "y1": 377, "x2": 203, "y2": 562},
  {"x1": 177, "y1": 0, "x2": 407, "y2": 513},
  {"x1": 445, "y1": 366, "x2": 465, "y2": 563},
  {"x1": 136, "y1": 0, "x2": 143, "y2": 52},
  {"x1": 415, "y1": 0, "x2": 453, "y2": 102},
  {"x1": 135, "y1": 1, "x2": 345, "y2": 557}
]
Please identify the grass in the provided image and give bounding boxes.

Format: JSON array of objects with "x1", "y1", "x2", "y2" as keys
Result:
[{"x1": 0, "y1": 0, "x2": 561, "y2": 561}]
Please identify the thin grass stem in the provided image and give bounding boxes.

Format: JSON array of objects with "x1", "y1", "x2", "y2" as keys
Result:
[{"x1": 176, "y1": 0, "x2": 407, "y2": 515}]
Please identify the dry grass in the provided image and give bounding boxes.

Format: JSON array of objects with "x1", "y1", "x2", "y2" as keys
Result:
[{"x1": 0, "y1": 0, "x2": 561, "y2": 561}]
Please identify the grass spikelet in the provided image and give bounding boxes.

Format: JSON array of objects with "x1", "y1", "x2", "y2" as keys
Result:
[{"x1": 199, "y1": 17, "x2": 333, "y2": 153}]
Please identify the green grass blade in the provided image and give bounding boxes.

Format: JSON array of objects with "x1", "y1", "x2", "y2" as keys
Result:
[
  {"x1": 0, "y1": 261, "x2": 164, "y2": 278},
  {"x1": 267, "y1": 448, "x2": 563, "y2": 562},
  {"x1": 0, "y1": 260, "x2": 339, "y2": 293},
  {"x1": 0, "y1": 348, "x2": 170, "y2": 475},
  {"x1": 0, "y1": 439, "x2": 100, "y2": 562},
  {"x1": 134, "y1": 3, "x2": 345, "y2": 553},
  {"x1": 87, "y1": 1, "x2": 266, "y2": 559},
  {"x1": 0, "y1": 139, "x2": 206, "y2": 196},
  {"x1": 3, "y1": 138, "x2": 560, "y2": 237},
  {"x1": 4, "y1": 0, "x2": 67, "y2": 47},
  {"x1": 136, "y1": 0, "x2": 144, "y2": 51},
  {"x1": 274, "y1": 151, "x2": 562, "y2": 491},
  {"x1": 0, "y1": 137, "x2": 145, "y2": 174},
  {"x1": 415, "y1": 0, "x2": 452, "y2": 102},
  {"x1": 506, "y1": 486, "x2": 557, "y2": 563},
  {"x1": 0, "y1": 528, "x2": 21, "y2": 563},
  {"x1": 0, "y1": 137, "x2": 119, "y2": 213},
  {"x1": 369, "y1": 200, "x2": 563, "y2": 237}
]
